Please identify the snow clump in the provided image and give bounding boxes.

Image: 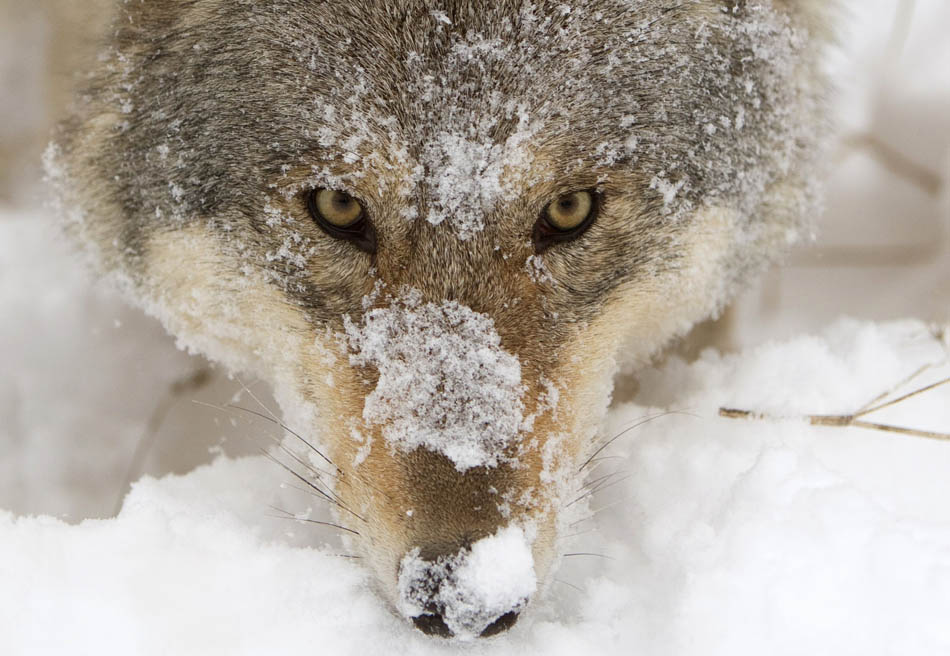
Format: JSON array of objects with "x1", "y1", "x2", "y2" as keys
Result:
[{"x1": 343, "y1": 290, "x2": 525, "y2": 471}]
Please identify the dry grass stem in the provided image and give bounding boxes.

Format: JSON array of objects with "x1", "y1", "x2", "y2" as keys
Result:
[{"x1": 720, "y1": 374, "x2": 950, "y2": 443}]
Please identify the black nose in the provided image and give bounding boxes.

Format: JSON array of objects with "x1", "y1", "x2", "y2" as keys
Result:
[
  {"x1": 412, "y1": 610, "x2": 521, "y2": 638},
  {"x1": 411, "y1": 612, "x2": 452, "y2": 638},
  {"x1": 399, "y1": 527, "x2": 535, "y2": 639},
  {"x1": 479, "y1": 610, "x2": 521, "y2": 637}
]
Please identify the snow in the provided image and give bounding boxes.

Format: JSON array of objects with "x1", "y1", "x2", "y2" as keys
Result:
[
  {"x1": 2, "y1": 306, "x2": 950, "y2": 654},
  {"x1": 344, "y1": 291, "x2": 525, "y2": 471}
]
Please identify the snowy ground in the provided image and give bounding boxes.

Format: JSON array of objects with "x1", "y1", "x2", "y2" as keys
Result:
[
  {"x1": 3, "y1": 311, "x2": 949, "y2": 655},
  {"x1": 1, "y1": 1, "x2": 950, "y2": 654}
]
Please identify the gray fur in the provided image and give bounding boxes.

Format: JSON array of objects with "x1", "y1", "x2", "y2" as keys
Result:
[{"x1": 58, "y1": 0, "x2": 831, "y2": 329}]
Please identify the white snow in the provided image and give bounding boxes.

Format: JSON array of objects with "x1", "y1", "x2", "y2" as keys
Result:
[
  {"x1": 420, "y1": 125, "x2": 537, "y2": 240},
  {"x1": 344, "y1": 290, "x2": 525, "y2": 471},
  {"x1": 2, "y1": 309, "x2": 950, "y2": 654}
]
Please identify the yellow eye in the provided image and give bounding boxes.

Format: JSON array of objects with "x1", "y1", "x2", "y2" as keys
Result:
[
  {"x1": 533, "y1": 189, "x2": 600, "y2": 253},
  {"x1": 311, "y1": 188, "x2": 364, "y2": 228},
  {"x1": 306, "y1": 188, "x2": 376, "y2": 253},
  {"x1": 545, "y1": 191, "x2": 593, "y2": 231}
]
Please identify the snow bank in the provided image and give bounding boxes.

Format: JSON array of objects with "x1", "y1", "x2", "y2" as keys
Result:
[{"x1": 3, "y1": 317, "x2": 949, "y2": 655}]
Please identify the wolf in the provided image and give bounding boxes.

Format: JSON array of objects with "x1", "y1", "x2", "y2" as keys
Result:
[{"x1": 50, "y1": 0, "x2": 834, "y2": 640}]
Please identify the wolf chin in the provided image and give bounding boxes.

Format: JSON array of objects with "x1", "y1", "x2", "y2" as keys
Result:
[{"x1": 51, "y1": 0, "x2": 835, "y2": 640}]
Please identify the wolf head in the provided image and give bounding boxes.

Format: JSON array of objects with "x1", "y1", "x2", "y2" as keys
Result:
[{"x1": 53, "y1": 0, "x2": 833, "y2": 639}]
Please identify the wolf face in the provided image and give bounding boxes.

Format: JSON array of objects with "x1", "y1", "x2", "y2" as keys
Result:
[{"x1": 53, "y1": 0, "x2": 833, "y2": 639}]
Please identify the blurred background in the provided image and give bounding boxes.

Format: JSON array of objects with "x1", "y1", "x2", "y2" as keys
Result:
[{"x1": 0, "y1": 0, "x2": 948, "y2": 521}]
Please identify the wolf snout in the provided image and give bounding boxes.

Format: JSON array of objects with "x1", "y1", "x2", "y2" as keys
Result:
[{"x1": 396, "y1": 526, "x2": 537, "y2": 639}]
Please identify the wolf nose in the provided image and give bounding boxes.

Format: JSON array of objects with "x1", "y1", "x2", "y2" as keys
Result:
[
  {"x1": 397, "y1": 527, "x2": 536, "y2": 639},
  {"x1": 412, "y1": 608, "x2": 521, "y2": 638},
  {"x1": 480, "y1": 610, "x2": 522, "y2": 637},
  {"x1": 411, "y1": 611, "x2": 453, "y2": 638}
]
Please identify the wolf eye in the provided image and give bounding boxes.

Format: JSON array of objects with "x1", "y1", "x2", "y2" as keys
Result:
[
  {"x1": 533, "y1": 190, "x2": 599, "y2": 253},
  {"x1": 307, "y1": 188, "x2": 376, "y2": 254},
  {"x1": 312, "y1": 189, "x2": 363, "y2": 227}
]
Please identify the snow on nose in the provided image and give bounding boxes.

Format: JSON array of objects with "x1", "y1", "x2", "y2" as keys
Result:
[
  {"x1": 344, "y1": 290, "x2": 526, "y2": 472},
  {"x1": 397, "y1": 525, "x2": 537, "y2": 639}
]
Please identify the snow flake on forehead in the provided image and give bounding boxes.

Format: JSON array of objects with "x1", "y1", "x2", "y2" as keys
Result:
[
  {"x1": 406, "y1": 40, "x2": 541, "y2": 240},
  {"x1": 421, "y1": 120, "x2": 538, "y2": 240},
  {"x1": 343, "y1": 290, "x2": 525, "y2": 471}
]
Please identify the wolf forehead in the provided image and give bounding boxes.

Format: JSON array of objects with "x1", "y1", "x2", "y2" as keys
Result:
[{"x1": 79, "y1": 0, "x2": 821, "y2": 245}]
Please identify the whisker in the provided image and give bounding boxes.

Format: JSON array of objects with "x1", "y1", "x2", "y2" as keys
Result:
[
  {"x1": 289, "y1": 517, "x2": 361, "y2": 537},
  {"x1": 261, "y1": 449, "x2": 368, "y2": 524},
  {"x1": 198, "y1": 400, "x2": 342, "y2": 493},
  {"x1": 587, "y1": 473, "x2": 633, "y2": 498},
  {"x1": 579, "y1": 412, "x2": 666, "y2": 472},
  {"x1": 263, "y1": 450, "x2": 337, "y2": 506},
  {"x1": 204, "y1": 402, "x2": 399, "y2": 512},
  {"x1": 285, "y1": 482, "x2": 328, "y2": 498},
  {"x1": 284, "y1": 483, "x2": 374, "y2": 522},
  {"x1": 567, "y1": 474, "x2": 632, "y2": 507},
  {"x1": 562, "y1": 552, "x2": 615, "y2": 560},
  {"x1": 578, "y1": 456, "x2": 620, "y2": 481},
  {"x1": 579, "y1": 411, "x2": 685, "y2": 472},
  {"x1": 583, "y1": 455, "x2": 626, "y2": 468},
  {"x1": 235, "y1": 376, "x2": 281, "y2": 423},
  {"x1": 279, "y1": 448, "x2": 339, "y2": 486},
  {"x1": 569, "y1": 496, "x2": 632, "y2": 527},
  {"x1": 557, "y1": 527, "x2": 597, "y2": 542},
  {"x1": 569, "y1": 515, "x2": 594, "y2": 529},
  {"x1": 268, "y1": 505, "x2": 361, "y2": 536},
  {"x1": 554, "y1": 578, "x2": 584, "y2": 593},
  {"x1": 564, "y1": 472, "x2": 630, "y2": 508},
  {"x1": 226, "y1": 403, "x2": 337, "y2": 470},
  {"x1": 234, "y1": 377, "x2": 344, "y2": 472},
  {"x1": 196, "y1": 400, "x2": 397, "y2": 506},
  {"x1": 192, "y1": 400, "x2": 349, "y2": 515},
  {"x1": 578, "y1": 470, "x2": 619, "y2": 492},
  {"x1": 580, "y1": 469, "x2": 627, "y2": 493}
]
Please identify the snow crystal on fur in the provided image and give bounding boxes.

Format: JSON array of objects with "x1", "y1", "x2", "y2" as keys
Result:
[{"x1": 343, "y1": 291, "x2": 525, "y2": 471}]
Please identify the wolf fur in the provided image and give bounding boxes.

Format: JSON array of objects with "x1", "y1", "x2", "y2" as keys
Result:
[{"x1": 52, "y1": 0, "x2": 834, "y2": 639}]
